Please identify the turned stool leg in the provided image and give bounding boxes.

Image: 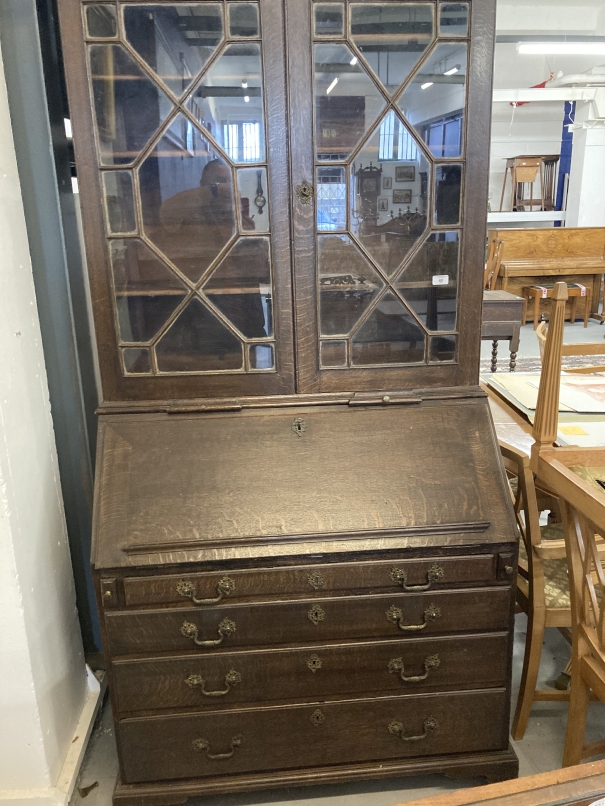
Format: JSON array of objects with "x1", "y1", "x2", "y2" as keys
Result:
[
  {"x1": 533, "y1": 292, "x2": 541, "y2": 330},
  {"x1": 491, "y1": 340, "x2": 498, "y2": 373}
]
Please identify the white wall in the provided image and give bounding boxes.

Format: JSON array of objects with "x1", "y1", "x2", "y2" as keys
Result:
[{"x1": 0, "y1": 33, "x2": 87, "y2": 796}]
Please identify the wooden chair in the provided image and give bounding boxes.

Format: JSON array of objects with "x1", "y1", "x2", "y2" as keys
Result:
[
  {"x1": 536, "y1": 321, "x2": 605, "y2": 374},
  {"x1": 484, "y1": 238, "x2": 504, "y2": 291},
  {"x1": 500, "y1": 442, "x2": 571, "y2": 740},
  {"x1": 522, "y1": 283, "x2": 592, "y2": 330}
]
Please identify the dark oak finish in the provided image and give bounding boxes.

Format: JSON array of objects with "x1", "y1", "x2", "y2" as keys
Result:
[{"x1": 481, "y1": 291, "x2": 524, "y2": 372}]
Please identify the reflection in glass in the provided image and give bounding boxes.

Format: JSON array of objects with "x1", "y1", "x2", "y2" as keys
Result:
[
  {"x1": 124, "y1": 5, "x2": 223, "y2": 97},
  {"x1": 435, "y1": 164, "x2": 462, "y2": 225},
  {"x1": 203, "y1": 237, "x2": 273, "y2": 338},
  {"x1": 156, "y1": 297, "x2": 243, "y2": 371},
  {"x1": 229, "y1": 3, "x2": 260, "y2": 37},
  {"x1": 314, "y1": 43, "x2": 386, "y2": 161},
  {"x1": 394, "y1": 231, "x2": 459, "y2": 331},
  {"x1": 350, "y1": 118, "x2": 430, "y2": 275},
  {"x1": 317, "y1": 166, "x2": 346, "y2": 231},
  {"x1": 86, "y1": 5, "x2": 117, "y2": 38},
  {"x1": 103, "y1": 171, "x2": 136, "y2": 233},
  {"x1": 429, "y1": 334, "x2": 457, "y2": 362},
  {"x1": 439, "y1": 3, "x2": 469, "y2": 37},
  {"x1": 89, "y1": 44, "x2": 173, "y2": 165},
  {"x1": 122, "y1": 347, "x2": 151, "y2": 373},
  {"x1": 314, "y1": 4, "x2": 344, "y2": 37},
  {"x1": 111, "y1": 239, "x2": 188, "y2": 343},
  {"x1": 186, "y1": 43, "x2": 265, "y2": 163},
  {"x1": 398, "y1": 43, "x2": 467, "y2": 158},
  {"x1": 350, "y1": 4, "x2": 434, "y2": 94},
  {"x1": 237, "y1": 168, "x2": 269, "y2": 232},
  {"x1": 139, "y1": 116, "x2": 237, "y2": 282},
  {"x1": 249, "y1": 343, "x2": 274, "y2": 370},
  {"x1": 319, "y1": 235, "x2": 384, "y2": 336},
  {"x1": 351, "y1": 291, "x2": 425, "y2": 365},
  {"x1": 320, "y1": 340, "x2": 347, "y2": 367}
]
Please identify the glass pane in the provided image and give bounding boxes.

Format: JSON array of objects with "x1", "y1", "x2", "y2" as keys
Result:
[
  {"x1": 398, "y1": 42, "x2": 467, "y2": 158},
  {"x1": 124, "y1": 5, "x2": 223, "y2": 97},
  {"x1": 229, "y1": 3, "x2": 260, "y2": 37},
  {"x1": 351, "y1": 291, "x2": 425, "y2": 365},
  {"x1": 122, "y1": 347, "x2": 151, "y2": 373},
  {"x1": 394, "y1": 231, "x2": 460, "y2": 331},
  {"x1": 320, "y1": 340, "x2": 347, "y2": 367},
  {"x1": 186, "y1": 43, "x2": 265, "y2": 163},
  {"x1": 429, "y1": 334, "x2": 456, "y2": 362},
  {"x1": 249, "y1": 343, "x2": 274, "y2": 369},
  {"x1": 350, "y1": 4, "x2": 435, "y2": 94},
  {"x1": 314, "y1": 43, "x2": 386, "y2": 161},
  {"x1": 89, "y1": 44, "x2": 174, "y2": 166},
  {"x1": 111, "y1": 239, "x2": 188, "y2": 342},
  {"x1": 203, "y1": 237, "x2": 273, "y2": 338},
  {"x1": 86, "y1": 5, "x2": 117, "y2": 38},
  {"x1": 319, "y1": 235, "x2": 384, "y2": 336},
  {"x1": 350, "y1": 116, "x2": 430, "y2": 275},
  {"x1": 314, "y1": 4, "x2": 344, "y2": 37},
  {"x1": 156, "y1": 297, "x2": 243, "y2": 371},
  {"x1": 435, "y1": 164, "x2": 462, "y2": 225},
  {"x1": 103, "y1": 171, "x2": 136, "y2": 233},
  {"x1": 139, "y1": 116, "x2": 237, "y2": 283},
  {"x1": 317, "y1": 166, "x2": 346, "y2": 231},
  {"x1": 237, "y1": 167, "x2": 269, "y2": 231},
  {"x1": 439, "y1": 3, "x2": 469, "y2": 37}
]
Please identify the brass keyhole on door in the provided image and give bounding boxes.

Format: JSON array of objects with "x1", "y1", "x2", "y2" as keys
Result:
[{"x1": 292, "y1": 418, "x2": 307, "y2": 437}]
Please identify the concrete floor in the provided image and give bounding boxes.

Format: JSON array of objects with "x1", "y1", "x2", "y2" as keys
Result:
[{"x1": 70, "y1": 320, "x2": 605, "y2": 806}]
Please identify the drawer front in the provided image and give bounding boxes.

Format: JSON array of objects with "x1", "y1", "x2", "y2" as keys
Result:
[
  {"x1": 118, "y1": 689, "x2": 508, "y2": 784},
  {"x1": 120, "y1": 555, "x2": 498, "y2": 608},
  {"x1": 113, "y1": 633, "x2": 509, "y2": 713},
  {"x1": 105, "y1": 588, "x2": 512, "y2": 655}
]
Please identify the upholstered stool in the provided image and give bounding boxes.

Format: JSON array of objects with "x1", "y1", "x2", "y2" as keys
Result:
[{"x1": 522, "y1": 283, "x2": 592, "y2": 330}]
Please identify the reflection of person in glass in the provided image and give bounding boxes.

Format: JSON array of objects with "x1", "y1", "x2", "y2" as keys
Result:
[{"x1": 159, "y1": 158, "x2": 269, "y2": 342}]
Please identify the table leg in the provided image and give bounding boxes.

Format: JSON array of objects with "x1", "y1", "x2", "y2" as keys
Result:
[
  {"x1": 533, "y1": 293, "x2": 541, "y2": 330},
  {"x1": 509, "y1": 324, "x2": 521, "y2": 372},
  {"x1": 491, "y1": 340, "x2": 498, "y2": 373}
]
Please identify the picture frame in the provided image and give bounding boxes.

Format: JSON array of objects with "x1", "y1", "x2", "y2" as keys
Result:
[
  {"x1": 395, "y1": 165, "x2": 416, "y2": 182},
  {"x1": 382, "y1": 177, "x2": 392, "y2": 190},
  {"x1": 377, "y1": 197, "x2": 389, "y2": 212},
  {"x1": 393, "y1": 189, "x2": 412, "y2": 205}
]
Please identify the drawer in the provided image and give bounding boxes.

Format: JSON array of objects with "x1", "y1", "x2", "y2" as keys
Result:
[
  {"x1": 104, "y1": 588, "x2": 512, "y2": 655},
  {"x1": 112, "y1": 633, "x2": 509, "y2": 714},
  {"x1": 119, "y1": 555, "x2": 498, "y2": 608},
  {"x1": 118, "y1": 689, "x2": 508, "y2": 784}
]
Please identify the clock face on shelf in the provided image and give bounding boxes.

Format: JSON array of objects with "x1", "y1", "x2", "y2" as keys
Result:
[{"x1": 362, "y1": 178, "x2": 378, "y2": 194}]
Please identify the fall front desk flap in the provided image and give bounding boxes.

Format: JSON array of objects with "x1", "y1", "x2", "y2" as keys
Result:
[{"x1": 93, "y1": 398, "x2": 515, "y2": 568}]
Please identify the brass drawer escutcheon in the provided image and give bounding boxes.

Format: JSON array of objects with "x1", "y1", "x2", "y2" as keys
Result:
[
  {"x1": 388, "y1": 654, "x2": 440, "y2": 683},
  {"x1": 386, "y1": 604, "x2": 441, "y2": 631},
  {"x1": 390, "y1": 563, "x2": 444, "y2": 591},
  {"x1": 295, "y1": 180, "x2": 314, "y2": 204},
  {"x1": 192, "y1": 734, "x2": 243, "y2": 760},
  {"x1": 176, "y1": 576, "x2": 235, "y2": 605},
  {"x1": 307, "y1": 570, "x2": 325, "y2": 589},
  {"x1": 180, "y1": 618, "x2": 236, "y2": 647},
  {"x1": 185, "y1": 668, "x2": 242, "y2": 696},
  {"x1": 388, "y1": 717, "x2": 437, "y2": 742},
  {"x1": 306, "y1": 653, "x2": 322, "y2": 672},
  {"x1": 308, "y1": 604, "x2": 325, "y2": 625},
  {"x1": 310, "y1": 709, "x2": 325, "y2": 726}
]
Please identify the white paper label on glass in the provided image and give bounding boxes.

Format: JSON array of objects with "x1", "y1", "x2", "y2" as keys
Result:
[{"x1": 432, "y1": 275, "x2": 449, "y2": 286}]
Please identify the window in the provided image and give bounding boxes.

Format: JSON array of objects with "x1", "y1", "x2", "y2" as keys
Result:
[
  {"x1": 378, "y1": 111, "x2": 419, "y2": 162},
  {"x1": 223, "y1": 122, "x2": 261, "y2": 162}
]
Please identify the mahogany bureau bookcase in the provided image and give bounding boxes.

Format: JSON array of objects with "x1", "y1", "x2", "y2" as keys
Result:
[{"x1": 56, "y1": 0, "x2": 519, "y2": 802}]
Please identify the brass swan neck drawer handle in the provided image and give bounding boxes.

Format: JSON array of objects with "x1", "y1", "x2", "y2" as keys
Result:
[
  {"x1": 390, "y1": 563, "x2": 444, "y2": 591},
  {"x1": 176, "y1": 576, "x2": 235, "y2": 605},
  {"x1": 388, "y1": 717, "x2": 437, "y2": 742},
  {"x1": 192, "y1": 734, "x2": 243, "y2": 760},
  {"x1": 180, "y1": 618, "x2": 236, "y2": 647},
  {"x1": 386, "y1": 604, "x2": 441, "y2": 631},
  {"x1": 185, "y1": 669, "x2": 242, "y2": 696},
  {"x1": 388, "y1": 654, "x2": 440, "y2": 683}
]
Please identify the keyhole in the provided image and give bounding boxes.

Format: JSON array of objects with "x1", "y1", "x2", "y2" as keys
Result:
[{"x1": 292, "y1": 418, "x2": 307, "y2": 437}]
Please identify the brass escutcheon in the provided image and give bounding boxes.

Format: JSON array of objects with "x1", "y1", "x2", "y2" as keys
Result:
[
  {"x1": 308, "y1": 604, "x2": 325, "y2": 625},
  {"x1": 185, "y1": 668, "x2": 242, "y2": 696},
  {"x1": 295, "y1": 180, "x2": 314, "y2": 205},
  {"x1": 306, "y1": 653, "x2": 322, "y2": 673},
  {"x1": 390, "y1": 563, "x2": 444, "y2": 592},
  {"x1": 388, "y1": 654, "x2": 440, "y2": 683},
  {"x1": 310, "y1": 709, "x2": 325, "y2": 726},
  {"x1": 192, "y1": 734, "x2": 243, "y2": 760},
  {"x1": 388, "y1": 717, "x2": 437, "y2": 742},
  {"x1": 386, "y1": 603, "x2": 441, "y2": 631},
  {"x1": 292, "y1": 418, "x2": 307, "y2": 437},
  {"x1": 308, "y1": 570, "x2": 325, "y2": 589},
  {"x1": 176, "y1": 576, "x2": 235, "y2": 605}
]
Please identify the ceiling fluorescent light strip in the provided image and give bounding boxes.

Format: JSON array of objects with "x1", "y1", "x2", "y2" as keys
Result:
[{"x1": 518, "y1": 42, "x2": 605, "y2": 55}]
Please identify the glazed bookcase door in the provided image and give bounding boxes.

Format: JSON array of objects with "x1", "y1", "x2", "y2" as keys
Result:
[
  {"x1": 58, "y1": 0, "x2": 295, "y2": 400},
  {"x1": 287, "y1": 0, "x2": 495, "y2": 393}
]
